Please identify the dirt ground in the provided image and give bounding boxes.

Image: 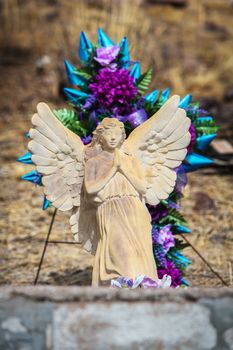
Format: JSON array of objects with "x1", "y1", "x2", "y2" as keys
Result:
[{"x1": 0, "y1": 0, "x2": 232, "y2": 287}]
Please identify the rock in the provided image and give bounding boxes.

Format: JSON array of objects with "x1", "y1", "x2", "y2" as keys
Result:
[
  {"x1": 224, "y1": 327, "x2": 233, "y2": 350},
  {"x1": 1, "y1": 317, "x2": 27, "y2": 333},
  {"x1": 193, "y1": 191, "x2": 216, "y2": 212},
  {"x1": 53, "y1": 302, "x2": 216, "y2": 350},
  {"x1": 35, "y1": 55, "x2": 52, "y2": 73}
]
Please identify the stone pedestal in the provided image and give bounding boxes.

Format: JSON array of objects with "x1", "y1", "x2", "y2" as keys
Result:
[{"x1": 0, "y1": 287, "x2": 233, "y2": 349}]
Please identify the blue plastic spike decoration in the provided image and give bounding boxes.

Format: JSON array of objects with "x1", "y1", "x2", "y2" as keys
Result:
[
  {"x1": 119, "y1": 37, "x2": 130, "y2": 68},
  {"x1": 78, "y1": 31, "x2": 92, "y2": 62},
  {"x1": 179, "y1": 94, "x2": 192, "y2": 109},
  {"x1": 130, "y1": 62, "x2": 141, "y2": 79},
  {"x1": 64, "y1": 88, "x2": 89, "y2": 105},
  {"x1": 196, "y1": 134, "x2": 217, "y2": 151},
  {"x1": 161, "y1": 88, "x2": 170, "y2": 103},
  {"x1": 144, "y1": 90, "x2": 159, "y2": 105},
  {"x1": 64, "y1": 60, "x2": 87, "y2": 87},
  {"x1": 43, "y1": 195, "x2": 51, "y2": 210},
  {"x1": 17, "y1": 152, "x2": 33, "y2": 165},
  {"x1": 181, "y1": 278, "x2": 190, "y2": 286},
  {"x1": 97, "y1": 28, "x2": 115, "y2": 47},
  {"x1": 197, "y1": 116, "x2": 213, "y2": 122},
  {"x1": 173, "y1": 251, "x2": 191, "y2": 264},
  {"x1": 174, "y1": 225, "x2": 192, "y2": 233},
  {"x1": 184, "y1": 153, "x2": 213, "y2": 172},
  {"x1": 21, "y1": 170, "x2": 42, "y2": 185}
]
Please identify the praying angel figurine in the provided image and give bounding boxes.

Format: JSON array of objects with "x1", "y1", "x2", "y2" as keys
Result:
[{"x1": 28, "y1": 95, "x2": 191, "y2": 286}]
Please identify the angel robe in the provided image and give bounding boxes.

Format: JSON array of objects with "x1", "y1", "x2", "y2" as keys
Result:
[{"x1": 84, "y1": 150, "x2": 158, "y2": 286}]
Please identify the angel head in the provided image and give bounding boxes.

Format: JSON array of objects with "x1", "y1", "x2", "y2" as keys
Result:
[{"x1": 91, "y1": 118, "x2": 126, "y2": 152}]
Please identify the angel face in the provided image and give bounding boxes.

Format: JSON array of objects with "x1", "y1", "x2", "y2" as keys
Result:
[{"x1": 101, "y1": 126, "x2": 124, "y2": 151}]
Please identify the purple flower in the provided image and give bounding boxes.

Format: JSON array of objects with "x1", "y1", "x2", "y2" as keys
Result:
[
  {"x1": 166, "y1": 200, "x2": 180, "y2": 210},
  {"x1": 94, "y1": 46, "x2": 120, "y2": 69},
  {"x1": 157, "y1": 224, "x2": 175, "y2": 253},
  {"x1": 153, "y1": 245, "x2": 167, "y2": 268},
  {"x1": 152, "y1": 225, "x2": 160, "y2": 244},
  {"x1": 175, "y1": 165, "x2": 188, "y2": 193},
  {"x1": 197, "y1": 108, "x2": 209, "y2": 116},
  {"x1": 33, "y1": 172, "x2": 42, "y2": 185},
  {"x1": 111, "y1": 276, "x2": 134, "y2": 288},
  {"x1": 82, "y1": 95, "x2": 96, "y2": 109},
  {"x1": 158, "y1": 261, "x2": 182, "y2": 287},
  {"x1": 187, "y1": 122, "x2": 196, "y2": 152},
  {"x1": 125, "y1": 109, "x2": 147, "y2": 128},
  {"x1": 81, "y1": 134, "x2": 92, "y2": 145},
  {"x1": 111, "y1": 275, "x2": 172, "y2": 289},
  {"x1": 140, "y1": 276, "x2": 159, "y2": 288},
  {"x1": 141, "y1": 275, "x2": 172, "y2": 289},
  {"x1": 148, "y1": 203, "x2": 168, "y2": 223},
  {"x1": 89, "y1": 68, "x2": 137, "y2": 110}
]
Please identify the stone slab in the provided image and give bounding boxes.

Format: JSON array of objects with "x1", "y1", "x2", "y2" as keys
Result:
[{"x1": 0, "y1": 287, "x2": 232, "y2": 350}]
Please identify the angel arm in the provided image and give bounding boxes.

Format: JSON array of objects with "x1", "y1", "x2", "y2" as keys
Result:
[
  {"x1": 84, "y1": 158, "x2": 117, "y2": 194},
  {"x1": 119, "y1": 155, "x2": 147, "y2": 195}
]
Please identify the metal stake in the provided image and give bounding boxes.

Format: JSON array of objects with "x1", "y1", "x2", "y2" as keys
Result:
[
  {"x1": 181, "y1": 234, "x2": 228, "y2": 286},
  {"x1": 34, "y1": 208, "x2": 57, "y2": 285}
]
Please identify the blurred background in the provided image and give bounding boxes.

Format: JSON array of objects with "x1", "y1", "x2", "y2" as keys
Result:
[{"x1": 0, "y1": 0, "x2": 232, "y2": 287}]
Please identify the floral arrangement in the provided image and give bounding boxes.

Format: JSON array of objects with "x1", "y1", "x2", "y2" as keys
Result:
[{"x1": 18, "y1": 29, "x2": 219, "y2": 287}]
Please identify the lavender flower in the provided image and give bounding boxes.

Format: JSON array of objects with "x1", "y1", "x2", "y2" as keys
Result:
[
  {"x1": 94, "y1": 46, "x2": 120, "y2": 69},
  {"x1": 89, "y1": 68, "x2": 137, "y2": 110},
  {"x1": 111, "y1": 276, "x2": 134, "y2": 288},
  {"x1": 111, "y1": 274, "x2": 172, "y2": 289},
  {"x1": 157, "y1": 224, "x2": 175, "y2": 253}
]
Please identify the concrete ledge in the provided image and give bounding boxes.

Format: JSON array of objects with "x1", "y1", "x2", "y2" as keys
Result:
[
  {"x1": 0, "y1": 286, "x2": 233, "y2": 350},
  {"x1": 1, "y1": 285, "x2": 233, "y2": 302}
]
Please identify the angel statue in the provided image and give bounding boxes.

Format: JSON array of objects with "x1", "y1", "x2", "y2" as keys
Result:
[{"x1": 28, "y1": 95, "x2": 191, "y2": 286}]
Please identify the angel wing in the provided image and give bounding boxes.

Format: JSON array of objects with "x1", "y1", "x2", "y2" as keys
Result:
[
  {"x1": 123, "y1": 95, "x2": 191, "y2": 205},
  {"x1": 28, "y1": 102, "x2": 84, "y2": 211},
  {"x1": 28, "y1": 103, "x2": 97, "y2": 253}
]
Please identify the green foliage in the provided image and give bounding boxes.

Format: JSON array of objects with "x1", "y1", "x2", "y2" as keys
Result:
[
  {"x1": 144, "y1": 98, "x2": 160, "y2": 118},
  {"x1": 53, "y1": 108, "x2": 87, "y2": 137},
  {"x1": 74, "y1": 67, "x2": 92, "y2": 80},
  {"x1": 193, "y1": 119, "x2": 219, "y2": 136},
  {"x1": 136, "y1": 69, "x2": 153, "y2": 96},
  {"x1": 159, "y1": 208, "x2": 187, "y2": 227},
  {"x1": 174, "y1": 238, "x2": 190, "y2": 250}
]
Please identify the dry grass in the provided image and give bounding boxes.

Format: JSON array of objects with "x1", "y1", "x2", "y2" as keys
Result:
[{"x1": 1, "y1": 0, "x2": 233, "y2": 97}]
